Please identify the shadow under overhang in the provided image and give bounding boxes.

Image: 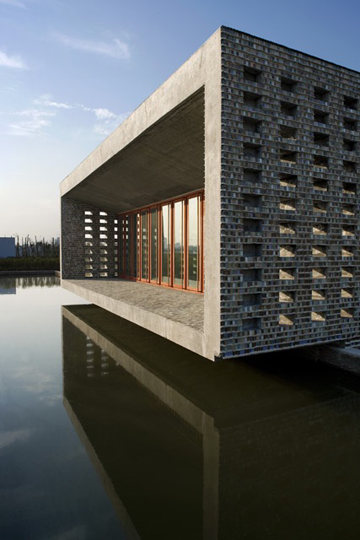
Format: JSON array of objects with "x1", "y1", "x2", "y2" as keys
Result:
[{"x1": 64, "y1": 88, "x2": 205, "y2": 214}]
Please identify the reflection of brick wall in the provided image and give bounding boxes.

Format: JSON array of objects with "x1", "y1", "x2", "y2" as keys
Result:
[
  {"x1": 62, "y1": 316, "x2": 115, "y2": 383},
  {"x1": 220, "y1": 27, "x2": 360, "y2": 357},
  {"x1": 61, "y1": 197, "x2": 118, "y2": 279},
  {"x1": 218, "y1": 394, "x2": 360, "y2": 539}
]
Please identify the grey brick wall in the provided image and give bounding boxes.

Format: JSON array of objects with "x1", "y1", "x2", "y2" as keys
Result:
[
  {"x1": 61, "y1": 197, "x2": 118, "y2": 280},
  {"x1": 220, "y1": 27, "x2": 360, "y2": 357}
]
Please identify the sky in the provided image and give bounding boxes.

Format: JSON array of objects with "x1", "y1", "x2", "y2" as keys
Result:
[{"x1": 0, "y1": 0, "x2": 359, "y2": 240}]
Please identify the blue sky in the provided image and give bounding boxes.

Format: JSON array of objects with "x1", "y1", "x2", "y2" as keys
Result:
[{"x1": 0, "y1": 0, "x2": 359, "y2": 239}]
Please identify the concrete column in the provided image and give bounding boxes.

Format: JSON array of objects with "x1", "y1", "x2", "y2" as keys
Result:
[{"x1": 203, "y1": 28, "x2": 222, "y2": 360}]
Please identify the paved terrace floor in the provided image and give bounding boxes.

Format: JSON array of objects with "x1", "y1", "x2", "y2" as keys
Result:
[{"x1": 65, "y1": 278, "x2": 204, "y2": 332}]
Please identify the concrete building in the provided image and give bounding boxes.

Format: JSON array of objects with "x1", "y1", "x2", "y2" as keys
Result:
[
  {"x1": 61, "y1": 26, "x2": 360, "y2": 361},
  {"x1": 0, "y1": 237, "x2": 15, "y2": 258}
]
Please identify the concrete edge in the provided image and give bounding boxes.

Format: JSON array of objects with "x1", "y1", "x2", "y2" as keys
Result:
[{"x1": 61, "y1": 279, "x2": 208, "y2": 359}]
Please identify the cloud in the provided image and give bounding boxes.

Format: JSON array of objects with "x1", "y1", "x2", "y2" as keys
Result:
[
  {"x1": 0, "y1": 50, "x2": 27, "y2": 69},
  {"x1": 0, "y1": 429, "x2": 32, "y2": 450},
  {"x1": 8, "y1": 118, "x2": 51, "y2": 136},
  {"x1": 92, "y1": 124, "x2": 113, "y2": 136},
  {"x1": 93, "y1": 107, "x2": 116, "y2": 120},
  {"x1": 0, "y1": 0, "x2": 26, "y2": 8},
  {"x1": 77, "y1": 103, "x2": 130, "y2": 134},
  {"x1": 78, "y1": 104, "x2": 116, "y2": 119},
  {"x1": 15, "y1": 108, "x2": 55, "y2": 118},
  {"x1": 4, "y1": 94, "x2": 130, "y2": 138},
  {"x1": 53, "y1": 32, "x2": 130, "y2": 59},
  {"x1": 93, "y1": 111, "x2": 130, "y2": 136},
  {"x1": 49, "y1": 98, "x2": 128, "y2": 130},
  {"x1": 35, "y1": 94, "x2": 73, "y2": 109},
  {"x1": 8, "y1": 109, "x2": 53, "y2": 136}
]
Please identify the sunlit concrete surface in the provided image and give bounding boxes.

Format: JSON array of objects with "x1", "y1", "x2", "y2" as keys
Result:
[{"x1": 62, "y1": 278, "x2": 205, "y2": 357}]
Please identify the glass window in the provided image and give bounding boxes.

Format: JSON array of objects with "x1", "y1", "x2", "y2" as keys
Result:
[
  {"x1": 131, "y1": 213, "x2": 139, "y2": 279},
  {"x1": 125, "y1": 215, "x2": 131, "y2": 277},
  {"x1": 150, "y1": 208, "x2": 158, "y2": 282},
  {"x1": 119, "y1": 190, "x2": 204, "y2": 292},
  {"x1": 173, "y1": 201, "x2": 183, "y2": 287},
  {"x1": 161, "y1": 204, "x2": 171, "y2": 285},
  {"x1": 187, "y1": 196, "x2": 199, "y2": 289},
  {"x1": 141, "y1": 211, "x2": 148, "y2": 280},
  {"x1": 118, "y1": 217, "x2": 124, "y2": 276}
]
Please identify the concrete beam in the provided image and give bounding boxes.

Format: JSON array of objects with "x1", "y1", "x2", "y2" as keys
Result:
[{"x1": 61, "y1": 278, "x2": 208, "y2": 358}]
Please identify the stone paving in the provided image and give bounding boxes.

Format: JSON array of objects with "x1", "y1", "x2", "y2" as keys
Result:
[{"x1": 67, "y1": 278, "x2": 204, "y2": 332}]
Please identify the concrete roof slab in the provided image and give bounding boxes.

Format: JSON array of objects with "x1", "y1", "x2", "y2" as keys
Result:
[{"x1": 64, "y1": 89, "x2": 205, "y2": 213}]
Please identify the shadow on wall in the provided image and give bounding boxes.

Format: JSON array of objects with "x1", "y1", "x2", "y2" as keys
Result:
[{"x1": 62, "y1": 303, "x2": 360, "y2": 540}]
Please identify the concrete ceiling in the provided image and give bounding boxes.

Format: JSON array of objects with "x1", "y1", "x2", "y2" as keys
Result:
[{"x1": 65, "y1": 89, "x2": 205, "y2": 213}]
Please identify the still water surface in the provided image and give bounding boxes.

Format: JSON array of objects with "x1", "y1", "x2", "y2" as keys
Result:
[{"x1": 1, "y1": 276, "x2": 360, "y2": 540}]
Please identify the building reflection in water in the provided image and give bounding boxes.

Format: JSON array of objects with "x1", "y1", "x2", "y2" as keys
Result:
[
  {"x1": 0, "y1": 277, "x2": 16, "y2": 294},
  {"x1": 62, "y1": 304, "x2": 360, "y2": 540},
  {"x1": 0, "y1": 276, "x2": 58, "y2": 295}
]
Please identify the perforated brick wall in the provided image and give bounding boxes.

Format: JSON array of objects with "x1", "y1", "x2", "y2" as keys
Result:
[
  {"x1": 220, "y1": 27, "x2": 360, "y2": 357},
  {"x1": 61, "y1": 197, "x2": 118, "y2": 279}
]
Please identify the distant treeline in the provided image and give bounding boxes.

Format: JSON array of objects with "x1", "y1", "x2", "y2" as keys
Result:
[
  {"x1": 15, "y1": 236, "x2": 59, "y2": 258},
  {"x1": 0, "y1": 257, "x2": 59, "y2": 271}
]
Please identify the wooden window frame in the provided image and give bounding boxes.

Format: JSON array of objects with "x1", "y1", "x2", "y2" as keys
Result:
[
  {"x1": 118, "y1": 190, "x2": 204, "y2": 293},
  {"x1": 160, "y1": 203, "x2": 171, "y2": 287}
]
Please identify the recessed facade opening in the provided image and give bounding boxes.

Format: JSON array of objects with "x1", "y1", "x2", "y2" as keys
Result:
[{"x1": 118, "y1": 191, "x2": 204, "y2": 293}]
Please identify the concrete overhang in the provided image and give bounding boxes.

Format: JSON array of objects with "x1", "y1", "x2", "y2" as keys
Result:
[
  {"x1": 60, "y1": 27, "x2": 222, "y2": 361},
  {"x1": 60, "y1": 29, "x2": 223, "y2": 211},
  {"x1": 61, "y1": 278, "x2": 205, "y2": 357},
  {"x1": 61, "y1": 90, "x2": 205, "y2": 214}
]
